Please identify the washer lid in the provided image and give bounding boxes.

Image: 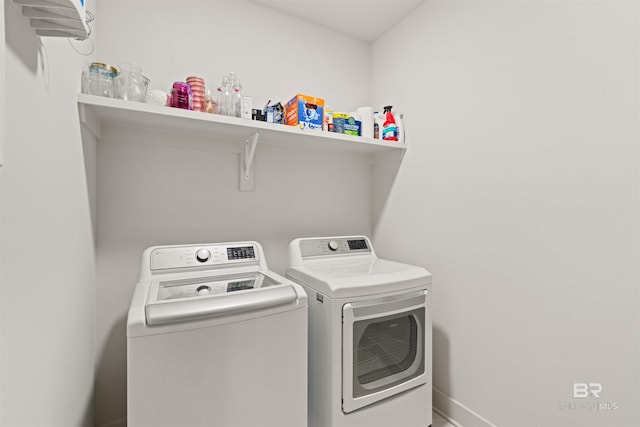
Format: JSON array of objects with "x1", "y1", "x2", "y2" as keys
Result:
[
  {"x1": 144, "y1": 272, "x2": 298, "y2": 326},
  {"x1": 286, "y1": 257, "x2": 431, "y2": 299}
]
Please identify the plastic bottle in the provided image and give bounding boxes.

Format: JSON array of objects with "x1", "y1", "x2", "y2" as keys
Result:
[
  {"x1": 393, "y1": 110, "x2": 404, "y2": 143},
  {"x1": 382, "y1": 106, "x2": 398, "y2": 141},
  {"x1": 323, "y1": 107, "x2": 333, "y2": 131},
  {"x1": 356, "y1": 106, "x2": 374, "y2": 138},
  {"x1": 373, "y1": 111, "x2": 384, "y2": 139}
]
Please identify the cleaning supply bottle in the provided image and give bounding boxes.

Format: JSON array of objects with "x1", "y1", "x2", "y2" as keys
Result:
[
  {"x1": 373, "y1": 111, "x2": 383, "y2": 139},
  {"x1": 393, "y1": 110, "x2": 404, "y2": 144},
  {"x1": 356, "y1": 106, "x2": 374, "y2": 138},
  {"x1": 382, "y1": 105, "x2": 398, "y2": 141}
]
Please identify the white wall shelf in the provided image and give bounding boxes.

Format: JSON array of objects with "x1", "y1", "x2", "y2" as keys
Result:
[
  {"x1": 78, "y1": 94, "x2": 406, "y2": 191},
  {"x1": 14, "y1": 0, "x2": 88, "y2": 39},
  {"x1": 77, "y1": 94, "x2": 406, "y2": 155}
]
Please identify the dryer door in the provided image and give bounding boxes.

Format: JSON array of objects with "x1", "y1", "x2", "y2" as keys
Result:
[{"x1": 342, "y1": 290, "x2": 427, "y2": 413}]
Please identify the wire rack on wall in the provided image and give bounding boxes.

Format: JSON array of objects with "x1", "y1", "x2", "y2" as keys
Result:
[{"x1": 13, "y1": 0, "x2": 91, "y2": 39}]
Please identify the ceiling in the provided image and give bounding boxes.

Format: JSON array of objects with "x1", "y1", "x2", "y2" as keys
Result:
[{"x1": 250, "y1": 0, "x2": 426, "y2": 43}]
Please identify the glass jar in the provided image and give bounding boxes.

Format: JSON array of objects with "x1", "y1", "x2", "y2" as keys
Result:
[
  {"x1": 230, "y1": 72, "x2": 243, "y2": 118},
  {"x1": 216, "y1": 75, "x2": 232, "y2": 116},
  {"x1": 114, "y1": 63, "x2": 150, "y2": 103},
  {"x1": 89, "y1": 62, "x2": 117, "y2": 78},
  {"x1": 170, "y1": 82, "x2": 193, "y2": 110},
  {"x1": 81, "y1": 62, "x2": 117, "y2": 97},
  {"x1": 205, "y1": 88, "x2": 217, "y2": 114}
]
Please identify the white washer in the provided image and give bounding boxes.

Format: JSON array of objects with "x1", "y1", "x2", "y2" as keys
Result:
[
  {"x1": 287, "y1": 236, "x2": 432, "y2": 427},
  {"x1": 127, "y1": 241, "x2": 308, "y2": 427}
]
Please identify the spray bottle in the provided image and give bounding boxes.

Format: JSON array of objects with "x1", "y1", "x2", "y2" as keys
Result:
[
  {"x1": 382, "y1": 105, "x2": 398, "y2": 141},
  {"x1": 393, "y1": 110, "x2": 404, "y2": 144}
]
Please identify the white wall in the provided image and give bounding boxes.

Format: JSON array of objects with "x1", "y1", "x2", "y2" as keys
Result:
[
  {"x1": 92, "y1": 1, "x2": 372, "y2": 425},
  {"x1": 5, "y1": 2, "x2": 634, "y2": 426},
  {"x1": 372, "y1": 1, "x2": 639, "y2": 427},
  {"x1": 0, "y1": 2, "x2": 96, "y2": 426},
  {"x1": 95, "y1": 0, "x2": 371, "y2": 114}
]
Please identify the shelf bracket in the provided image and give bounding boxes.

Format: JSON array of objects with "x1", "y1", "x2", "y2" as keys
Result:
[
  {"x1": 78, "y1": 103, "x2": 100, "y2": 139},
  {"x1": 240, "y1": 131, "x2": 259, "y2": 191},
  {"x1": 244, "y1": 131, "x2": 259, "y2": 178}
]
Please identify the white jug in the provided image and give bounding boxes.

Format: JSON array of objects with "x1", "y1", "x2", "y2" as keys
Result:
[{"x1": 356, "y1": 106, "x2": 375, "y2": 139}]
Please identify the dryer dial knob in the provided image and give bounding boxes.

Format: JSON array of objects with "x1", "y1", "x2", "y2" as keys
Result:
[
  {"x1": 196, "y1": 249, "x2": 211, "y2": 263},
  {"x1": 328, "y1": 240, "x2": 339, "y2": 251}
]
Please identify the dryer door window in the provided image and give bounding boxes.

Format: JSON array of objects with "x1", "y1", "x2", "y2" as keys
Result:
[
  {"x1": 342, "y1": 290, "x2": 427, "y2": 413},
  {"x1": 354, "y1": 310, "x2": 421, "y2": 394}
]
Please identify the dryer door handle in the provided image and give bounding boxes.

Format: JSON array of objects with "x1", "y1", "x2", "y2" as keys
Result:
[
  {"x1": 346, "y1": 290, "x2": 427, "y2": 320},
  {"x1": 145, "y1": 286, "x2": 299, "y2": 326}
]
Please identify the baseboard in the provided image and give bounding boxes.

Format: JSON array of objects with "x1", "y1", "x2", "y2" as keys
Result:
[
  {"x1": 433, "y1": 387, "x2": 498, "y2": 427},
  {"x1": 96, "y1": 418, "x2": 126, "y2": 427},
  {"x1": 102, "y1": 390, "x2": 488, "y2": 427}
]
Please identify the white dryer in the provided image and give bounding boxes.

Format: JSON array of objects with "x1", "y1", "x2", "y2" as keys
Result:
[
  {"x1": 287, "y1": 236, "x2": 432, "y2": 427},
  {"x1": 127, "y1": 241, "x2": 308, "y2": 427}
]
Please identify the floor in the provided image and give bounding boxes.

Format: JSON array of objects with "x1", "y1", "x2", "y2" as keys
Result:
[{"x1": 433, "y1": 409, "x2": 457, "y2": 427}]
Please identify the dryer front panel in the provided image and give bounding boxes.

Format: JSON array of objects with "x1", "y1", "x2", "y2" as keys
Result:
[{"x1": 342, "y1": 290, "x2": 427, "y2": 413}]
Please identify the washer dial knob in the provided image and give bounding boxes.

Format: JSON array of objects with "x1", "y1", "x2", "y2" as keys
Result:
[
  {"x1": 196, "y1": 285, "x2": 211, "y2": 296},
  {"x1": 328, "y1": 240, "x2": 339, "y2": 251},
  {"x1": 196, "y1": 249, "x2": 211, "y2": 263}
]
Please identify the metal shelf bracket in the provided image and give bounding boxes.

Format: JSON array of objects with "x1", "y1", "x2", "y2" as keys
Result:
[
  {"x1": 240, "y1": 131, "x2": 259, "y2": 191},
  {"x1": 244, "y1": 131, "x2": 259, "y2": 179}
]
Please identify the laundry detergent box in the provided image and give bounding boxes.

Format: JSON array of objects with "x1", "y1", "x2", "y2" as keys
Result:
[
  {"x1": 344, "y1": 114, "x2": 361, "y2": 136},
  {"x1": 285, "y1": 94, "x2": 324, "y2": 130}
]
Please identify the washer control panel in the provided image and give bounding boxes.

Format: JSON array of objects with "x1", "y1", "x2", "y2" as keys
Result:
[
  {"x1": 226, "y1": 246, "x2": 255, "y2": 260},
  {"x1": 300, "y1": 237, "x2": 371, "y2": 258},
  {"x1": 150, "y1": 243, "x2": 259, "y2": 271}
]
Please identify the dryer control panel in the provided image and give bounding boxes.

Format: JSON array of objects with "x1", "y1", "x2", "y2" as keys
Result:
[
  {"x1": 299, "y1": 237, "x2": 372, "y2": 258},
  {"x1": 150, "y1": 243, "x2": 260, "y2": 271}
]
